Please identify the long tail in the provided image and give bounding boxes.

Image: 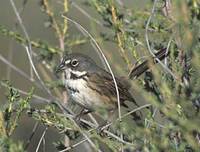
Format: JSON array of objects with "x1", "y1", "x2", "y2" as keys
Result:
[{"x1": 129, "y1": 48, "x2": 168, "y2": 79}]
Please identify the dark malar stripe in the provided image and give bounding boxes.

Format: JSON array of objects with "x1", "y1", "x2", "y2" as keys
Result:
[{"x1": 70, "y1": 72, "x2": 87, "y2": 80}]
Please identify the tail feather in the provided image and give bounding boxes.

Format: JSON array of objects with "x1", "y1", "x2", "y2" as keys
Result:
[{"x1": 129, "y1": 48, "x2": 168, "y2": 79}]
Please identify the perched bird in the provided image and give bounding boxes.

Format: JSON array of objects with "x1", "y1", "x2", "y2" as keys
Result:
[{"x1": 55, "y1": 49, "x2": 167, "y2": 123}]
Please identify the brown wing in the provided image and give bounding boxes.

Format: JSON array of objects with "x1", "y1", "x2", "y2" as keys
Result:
[
  {"x1": 87, "y1": 71, "x2": 143, "y2": 122},
  {"x1": 87, "y1": 71, "x2": 139, "y2": 108}
]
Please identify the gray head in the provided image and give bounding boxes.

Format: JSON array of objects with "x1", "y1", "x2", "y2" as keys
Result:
[{"x1": 55, "y1": 53, "x2": 99, "y2": 79}]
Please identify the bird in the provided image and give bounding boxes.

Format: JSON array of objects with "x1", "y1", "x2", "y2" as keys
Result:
[{"x1": 55, "y1": 49, "x2": 167, "y2": 124}]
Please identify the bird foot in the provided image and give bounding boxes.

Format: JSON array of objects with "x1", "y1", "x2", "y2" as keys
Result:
[
  {"x1": 96, "y1": 122, "x2": 111, "y2": 136},
  {"x1": 74, "y1": 109, "x2": 91, "y2": 123}
]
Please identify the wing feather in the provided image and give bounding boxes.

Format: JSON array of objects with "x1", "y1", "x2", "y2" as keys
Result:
[{"x1": 87, "y1": 70, "x2": 139, "y2": 107}]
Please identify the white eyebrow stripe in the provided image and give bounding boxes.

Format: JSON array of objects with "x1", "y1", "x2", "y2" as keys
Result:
[{"x1": 65, "y1": 59, "x2": 71, "y2": 64}]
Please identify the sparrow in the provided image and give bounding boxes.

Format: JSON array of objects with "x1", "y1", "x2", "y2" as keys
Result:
[{"x1": 55, "y1": 49, "x2": 167, "y2": 122}]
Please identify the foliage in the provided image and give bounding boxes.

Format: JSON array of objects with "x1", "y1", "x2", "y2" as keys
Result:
[
  {"x1": 0, "y1": 0, "x2": 200, "y2": 152},
  {"x1": 0, "y1": 81, "x2": 33, "y2": 152}
]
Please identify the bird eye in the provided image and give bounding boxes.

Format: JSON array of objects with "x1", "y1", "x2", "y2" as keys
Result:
[{"x1": 71, "y1": 59, "x2": 79, "y2": 67}]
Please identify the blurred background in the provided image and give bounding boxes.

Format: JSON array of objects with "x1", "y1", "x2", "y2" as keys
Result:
[{"x1": 0, "y1": 0, "x2": 199, "y2": 152}]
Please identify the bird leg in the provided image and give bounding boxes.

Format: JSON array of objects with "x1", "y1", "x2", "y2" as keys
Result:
[
  {"x1": 96, "y1": 121, "x2": 112, "y2": 136},
  {"x1": 73, "y1": 108, "x2": 94, "y2": 129},
  {"x1": 74, "y1": 108, "x2": 92, "y2": 122},
  {"x1": 96, "y1": 109, "x2": 116, "y2": 135}
]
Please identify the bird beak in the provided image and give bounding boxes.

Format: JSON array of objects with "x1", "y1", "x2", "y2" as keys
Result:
[{"x1": 55, "y1": 62, "x2": 65, "y2": 74}]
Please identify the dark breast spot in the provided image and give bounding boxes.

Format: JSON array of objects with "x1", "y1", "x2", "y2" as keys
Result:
[{"x1": 68, "y1": 86, "x2": 79, "y2": 94}]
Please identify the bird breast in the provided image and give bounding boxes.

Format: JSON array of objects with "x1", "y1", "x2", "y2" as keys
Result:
[{"x1": 65, "y1": 76, "x2": 113, "y2": 110}]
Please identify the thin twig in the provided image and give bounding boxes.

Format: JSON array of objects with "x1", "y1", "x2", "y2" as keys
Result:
[
  {"x1": 25, "y1": 46, "x2": 52, "y2": 96},
  {"x1": 7, "y1": 0, "x2": 28, "y2": 80},
  {"x1": 56, "y1": 111, "x2": 135, "y2": 148},
  {"x1": 9, "y1": 0, "x2": 34, "y2": 80},
  {"x1": 59, "y1": 128, "x2": 135, "y2": 152},
  {"x1": 0, "y1": 54, "x2": 33, "y2": 82},
  {"x1": 94, "y1": 104, "x2": 152, "y2": 133},
  {"x1": 68, "y1": 17, "x2": 108, "y2": 71},
  {"x1": 88, "y1": 113, "x2": 99, "y2": 126},
  {"x1": 164, "y1": 36, "x2": 173, "y2": 65},
  {"x1": 9, "y1": 0, "x2": 56, "y2": 99},
  {"x1": 24, "y1": 122, "x2": 39, "y2": 150},
  {"x1": 145, "y1": 119, "x2": 166, "y2": 129},
  {"x1": 42, "y1": 137, "x2": 46, "y2": 152},
  {"x1": 11, "y1": 86, "x2": 51, "y2": 103},
  {"x1": 32, "y1": 109, "x2": 136, "y2": 149},
  {"x1": 120, "y1": 104, "x2": 151, "y2": 120},
  {"x1": 146, "y1": 107, "x2": 158, "y2": 128},
  {"x1": 104, "y1": 130, "x2": 134, "y2": 146},
  {"x1": 59, "y1": 138, "x2": 88, "y2": 152},
  {"x1": 145, "y1": 0, "x2": 178, "y2": 81},
  {"x1": 0, "y1": 49, "x2": 72, "y2": 117},
  {"x1": 7, "y1": 41, "x2": 14, "y2": 80},
  {"x1": 35, "y1": 127, "x2": 48, "y2": 152},
  {"x1": 91, "y1": 42, "x2": 109, "y2": 71},
  {"x1": 9, "y1": 0, "x2": 59, "y2": 101},
  {"x1": 26, "y1": 47, "x2": 72, "y2": 113},
  {"x1": 0, "y1": 54, "x2": 57, "y2": 103},
  {"x1": 144, "y1": 0, "x2": 160, "y2": 141}
]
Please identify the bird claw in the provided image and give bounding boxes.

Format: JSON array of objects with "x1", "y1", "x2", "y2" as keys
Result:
[
  {"x1": 74, "y1": 109, "x2": 88, "y2": 123},
  {"x1": 96, "y1": 122, "x2": 111, "y2": 136},
  {"x1": 74, "y1": 114, "x2": 81, "y2": 123}
]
